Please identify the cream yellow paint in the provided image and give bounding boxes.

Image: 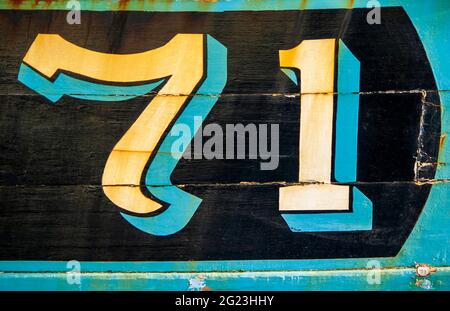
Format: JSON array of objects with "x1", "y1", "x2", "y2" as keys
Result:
[
  {"x1": 279, "y1": 39, "x2": 350, "y2": 212},
  {"x1": 280, "y1": 39, "x2": 335, "y2": 182},
  {"x1": 23, "y1": 34, "x2": 204, "y2": 214},
  {"x1": 279, "y1": 184, "x2": 350, "y2": 211}
]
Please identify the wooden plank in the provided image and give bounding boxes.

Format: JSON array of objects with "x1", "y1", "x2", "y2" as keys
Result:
[
  {"x1": 0, "y1": 1, "x2": 449, "y2": 291},
  {"x1": 0, "y1": 93, "x2": 441, "y2": 185},
  {"x1": 0, "y1": 182, "x2": 436, "y2": 261}
]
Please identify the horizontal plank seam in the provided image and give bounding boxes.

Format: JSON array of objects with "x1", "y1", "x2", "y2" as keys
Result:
[
  {"x1": 2, "y1": 89, "x2": 450, "y2": 97},
  {"x1": 1, "y1": 180, "x2": 450, "y2": 187}
]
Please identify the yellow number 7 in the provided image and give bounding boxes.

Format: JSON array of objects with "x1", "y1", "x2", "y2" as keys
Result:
[{"x1": 19, "y1": 33, "x2": 227, "y2": 235}]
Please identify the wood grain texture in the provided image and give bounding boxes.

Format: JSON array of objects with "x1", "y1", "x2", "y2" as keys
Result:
[{"x1": 0, "y1": 7, "x2": 445, "y2": 264}]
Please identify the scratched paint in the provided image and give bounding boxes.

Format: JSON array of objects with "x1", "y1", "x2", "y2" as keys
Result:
[{"x1": 0, "y1": 0, "x2": 449, "y2": 291}]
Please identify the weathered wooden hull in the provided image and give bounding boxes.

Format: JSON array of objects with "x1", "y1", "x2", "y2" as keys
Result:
[{"x1": 0, "y1": 0, "x2": 449, "y2": 291}]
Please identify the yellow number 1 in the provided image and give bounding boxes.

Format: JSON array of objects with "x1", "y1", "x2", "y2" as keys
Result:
[{"x1": 279, "y1": 38, "x2": 372, "y2": 232}]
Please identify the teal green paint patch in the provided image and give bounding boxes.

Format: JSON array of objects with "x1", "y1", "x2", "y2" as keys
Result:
[
  {"x1": 121, "y1": 185, "x2": 202, "y2": 237},
  {"x1": 1, "y1": 268, "x2": 449, "y2": 291},
  {"x1": 335, "y1": 40, "x2": 360, "y2": 182},
  {"x1": 281, "y1": 188, "x2": 372, "y2": 232},
  {"x1": 18, "y1": 63, "x2": 164, "y2": 102},
  {"x1": 124, "y1": 35, "x2": 227, "y2": 236},
  {"x1": 396, "y1": 183, "x2": 450, "y2": 265},
  {"x1": 436, "y1": 92, "x2": 450, "y2": 179},
  {"x1": 281, "y1": 68, "x2": 298, "y2": 85}
]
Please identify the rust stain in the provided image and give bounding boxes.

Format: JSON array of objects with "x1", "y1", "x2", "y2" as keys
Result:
[
  {"x1": 440, "y1": 133, "x2": 447, "y2": 152},
  {"x1": 9, "y1": 0, "x2": 57, "y2": 8},
  {"x1": 118, "y1": 0, "x2": 131, "y2": 10},
  {"x1": 347, "y1": 0, "x2": 355, "y2": 9},
  {"x1": 415, "y1": 263, "x2": 438, "y2": 277},
  {"x1": 40, "y1": 0, "x2": 55, "y2": 7},
  {"x1": 196, "y1": 0, "x2": 220, "y2": 10},
  {"x1": 415, "y1": 278, "x2": 432, "y2": 290},
  {"x1": 300, "y1": 0, "x2": 309, "y2": 10},
  {"x1": 8, "y1": 0, "x2": 24, "y2": 8}
]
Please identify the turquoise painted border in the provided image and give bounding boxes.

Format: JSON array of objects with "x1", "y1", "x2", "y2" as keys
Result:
[
  {"x1": 1, "y1": 268, "x2": 450, "y2": 291},
  {"x1": 1, "y1": 0, "x2": 449, "y2": 290}
]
